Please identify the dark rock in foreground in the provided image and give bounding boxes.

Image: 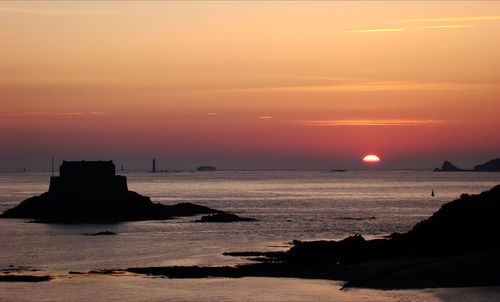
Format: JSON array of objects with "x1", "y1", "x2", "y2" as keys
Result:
[
  {"x1": 84, "y1": 231, "x2": 117, "y2": 236},
  {"x1": 473, "y1": 158, "x2": 500, "y2": 171},
  {"x1": 402, "y1": 185, "x2": 500, "y2": 250},
  {"x1": 0, "y1": 275, "x2": 52, "y2": 282},
  {"x1": 434, "y1": 160, "x2": 463, "y2": 171},
  {"x1": 104, "y1": 185, "x2": 500, "y2": 289},
  {"x1": 0, "y1": 160, "x2": 220, "y2": 223},
  {"x1": 194, "y1": 212, "x2": 256, "y2": 223}
]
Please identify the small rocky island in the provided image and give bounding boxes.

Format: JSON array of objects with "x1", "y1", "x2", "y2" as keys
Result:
[
  {"x1": 433, "y1": 160, "x2": 463, "y2": 171},
  {"x1": 197, "y1": 165, "x2": 216, "y2": 171},
  {"x1": 194, "y1": 212, "x2": 256, "y2": 223},
  {"x1": 0, "y1": 160, "x2": 252, "y2": 223}
]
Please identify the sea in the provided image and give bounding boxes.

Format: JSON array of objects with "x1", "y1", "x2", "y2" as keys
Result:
[{"x1": 1, "y1": 170, "x2": 500, "y2": 301}]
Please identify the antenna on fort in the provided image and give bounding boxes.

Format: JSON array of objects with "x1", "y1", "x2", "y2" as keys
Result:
[
  {"x1": 51, "y1": 157, "x2": 54, "y2": 177},
  {"x1": 152, "y1": 158, "x2": 156, "y2": 173}
]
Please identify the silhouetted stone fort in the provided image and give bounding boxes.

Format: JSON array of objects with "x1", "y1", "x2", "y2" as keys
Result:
[
  {"x1": 49, "y1": 161, "x2": 128, "y2": 197},
  {"x1": 61, "y1": 160, "x2": 115, "y2": 178},
  {"x1": 0, "y1": 160, "x2": 231, "y2": 223}
]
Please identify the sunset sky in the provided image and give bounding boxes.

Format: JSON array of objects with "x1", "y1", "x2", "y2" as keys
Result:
[{"x1": 1, "y1": 1, "x2": 499, "y2": 170}]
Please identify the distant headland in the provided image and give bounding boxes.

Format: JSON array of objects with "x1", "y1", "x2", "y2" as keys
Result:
[
  {"x1": 473, "y1": 158, "x2": 500, "y2": 171},
  {"x1": 0, "y1": 160, "x2": 252, "y2": 223},
  {"x1": 434, "y1": 158, "x2": 500, "y2": 172}
]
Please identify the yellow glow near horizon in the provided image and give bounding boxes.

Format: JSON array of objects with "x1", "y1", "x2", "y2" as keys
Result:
[
  {"x1": 399, "y1": 15, "x2": 500, "y2": 23},
  {"x1": 423, "y1": 24, "x2": 476, "y2": 29}
]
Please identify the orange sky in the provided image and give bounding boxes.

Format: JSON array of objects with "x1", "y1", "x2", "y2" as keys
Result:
[{"x1": 1, "y1": 1, "x2": 499, "y2": 170}]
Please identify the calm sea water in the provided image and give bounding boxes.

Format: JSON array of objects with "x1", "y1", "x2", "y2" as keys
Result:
[{"x1": 1, "y1": 170, "x2": 499, "y2": 301}]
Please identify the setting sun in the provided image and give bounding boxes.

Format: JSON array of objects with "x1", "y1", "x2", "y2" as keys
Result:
[{"x1": 363, "y1": 154, "x2": 381, "y2": 163}]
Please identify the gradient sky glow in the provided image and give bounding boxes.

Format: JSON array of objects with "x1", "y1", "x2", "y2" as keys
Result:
[{"x1": 1, "y1": 1, "x2": 500, "y2": 170}]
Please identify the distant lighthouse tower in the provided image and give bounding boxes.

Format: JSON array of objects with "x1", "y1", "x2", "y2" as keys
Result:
[{"x1": 152, "y1": 158, "x2": 156, "y2": 173}]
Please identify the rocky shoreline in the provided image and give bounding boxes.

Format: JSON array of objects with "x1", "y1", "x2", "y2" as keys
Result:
[
  {"x1": 113, "y1": 248, "x2": 500, "y2": 289},
  {"x1": 0, "y1": 275, "x2": 52, "y2": 282},
  {"x1": 84, "y1": 185, "x2": 500, "y2": 289}
]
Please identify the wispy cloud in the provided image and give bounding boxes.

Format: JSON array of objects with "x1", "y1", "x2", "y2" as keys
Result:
[
  {"x1": 0, "y1": 7, "x2": 117, "y2": 16},
  {"x1": 300, "y1": 119, "x2": 448, "y2": 126},
  {"x1": 2, "y1": 111, "x2": 106, "y2": 117},
  {"x1": 219, "y1": 81, "x2": 498, "y2": 93},
  {"x1": 345, "y1": 24, "x2": 477, "y2": 33},
  {"x1": 346, "y1": 15, "x2": 500, "y2": 33},
  {"x1": 206, "y1": 112, "x2": 219, "y2": 116},
  {"x1": 399, "y1": 15, "x2": 500, "y2": 23},
  {"x1": 344, "y1": 28, "x2": 407, "y2": 33},
  {"x1": 258, "y1": 116, "x2": 273, "y2": 119},
  {"x1": 422, "y1": 24, "x2": 477, "y2": 29},
  {"x1": 244, "y1": 73, "x2": 360, "y2": 82},
  {"x1": 0, "y1": 7, "x2": 71, "y2": 15}
]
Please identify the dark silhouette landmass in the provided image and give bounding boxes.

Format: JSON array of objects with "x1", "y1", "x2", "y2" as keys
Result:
[
  {"x1": 197, "y1": 165, "x2": 216, "y2": 171},
  {"x1": 0, "y1": 275, "x2": 52, "y2": 282},
  {"x1": 434, "y1": 158, "x2": 500, "y2": 172},
  {"x1": 99, "y1": 185, "x2": 500, "y2": 289},
  {"x1": 336, "y1": 216, "x2": 376, "y2": 221},
  {"x1": 434, "y1": 160, "x2": 463, "y2": 171},
  {"x1": 0, "y1": 160, "x2": 252, "y2": 223},
  {"x1": 84, "y1": 231, "x2": 117, "y2": 236},
  {"x1": 194, "y1": 212, "x2": 256, "y2": 223},
  {"x1": 473, "y1": 158, "x2": 500, "y2": 171}
]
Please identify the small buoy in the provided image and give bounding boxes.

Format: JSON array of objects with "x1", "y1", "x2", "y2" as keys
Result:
[{"x1": 431, "y1": 190, "x2": 435, "y2": 197}]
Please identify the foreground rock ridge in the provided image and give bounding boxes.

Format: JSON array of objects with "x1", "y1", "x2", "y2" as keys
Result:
[
  {"x1": 0, "y1": 160, "x2": 252, "y2": 223},
  {"x1": 106, "y1": 185, "x2": 500, "y2": 289}
]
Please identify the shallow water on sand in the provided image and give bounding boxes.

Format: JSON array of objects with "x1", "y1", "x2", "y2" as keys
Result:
[
  {"x1": 1, "y1": 170, "x2": 499, "y2": 301},
  {"x1": 2, "y1": 276, "x2": 500, "y2": 302}
]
